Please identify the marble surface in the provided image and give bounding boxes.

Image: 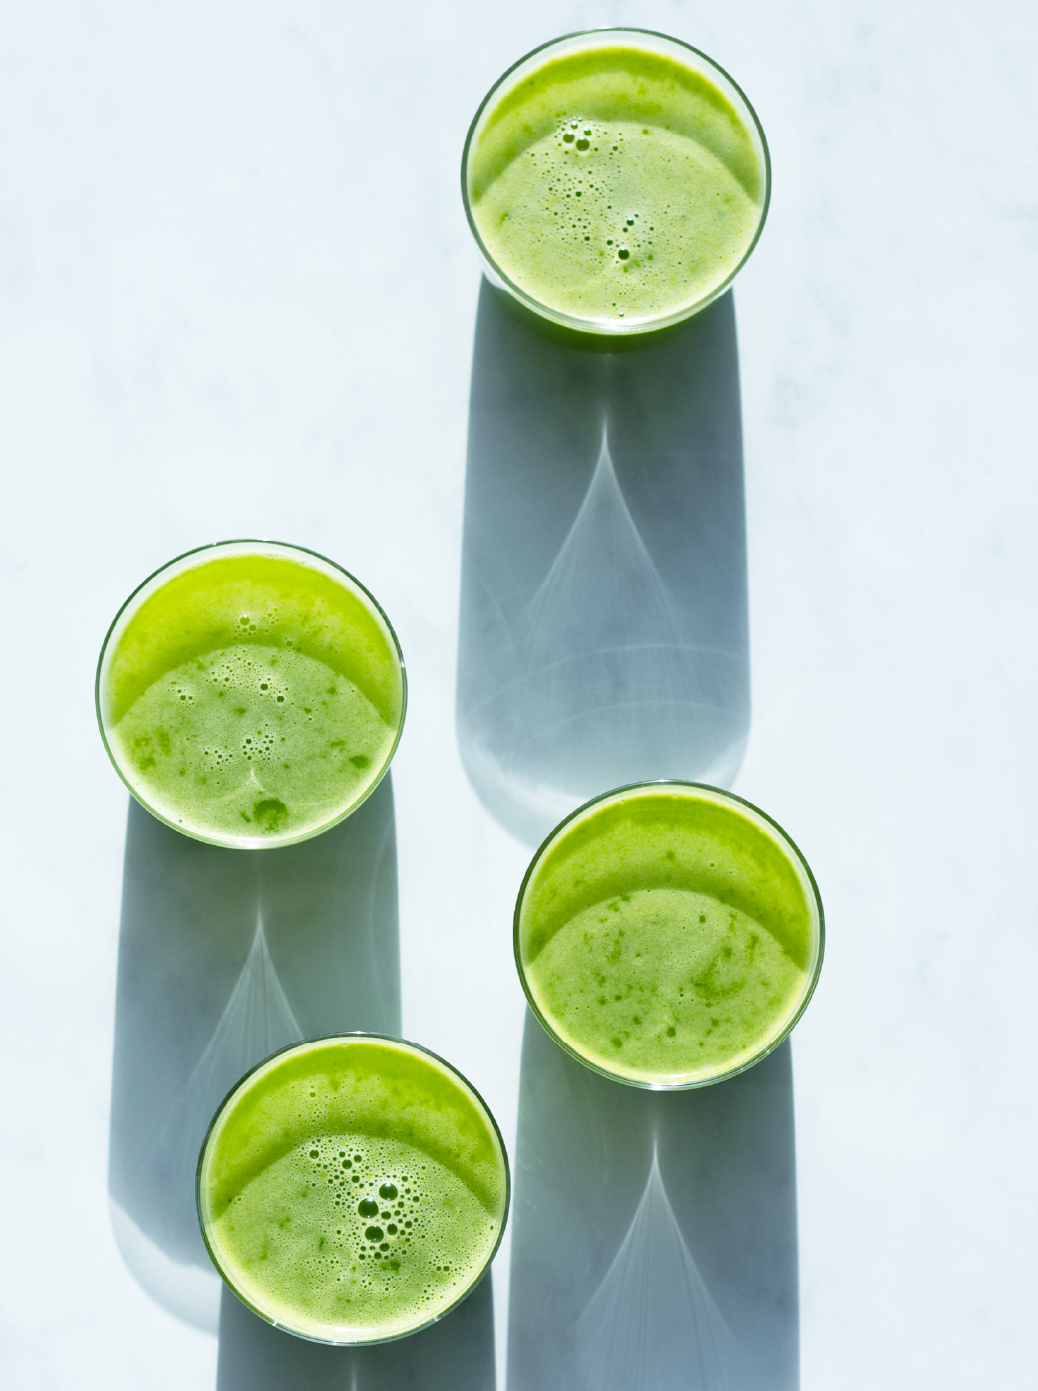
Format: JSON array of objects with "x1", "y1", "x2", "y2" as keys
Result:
[{"x1": 2, "y1": 2, "x2": 1037, "y2": 1387}]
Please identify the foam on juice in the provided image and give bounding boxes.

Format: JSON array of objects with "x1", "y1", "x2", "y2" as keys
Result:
[
  {"x1": 469, "y1": 46, "x2": 766, "y2": 325},
  {"x1": 101, "y1": 552, "x2": 404, "y2": 844},
  {"x1": 198, "y1": 1038, "x2": 508, "y2": 1342},
  {"x1": 517, "y1": 787, "x2": 821, "y2": 1085}
]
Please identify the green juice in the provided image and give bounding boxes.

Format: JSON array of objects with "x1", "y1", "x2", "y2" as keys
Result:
[
  {"x1": 98, "y1": 544, "x2": 405, "y2": 847},
  {"x1": 467, "y1": 37, "x2": 767, "y2": 332},
  {"x1": 516, "y1": 784, "x2": 823, "y2": 1087},
  {"x1": 197, "y1": 1037, "x2": 509, "y2": 1343}
]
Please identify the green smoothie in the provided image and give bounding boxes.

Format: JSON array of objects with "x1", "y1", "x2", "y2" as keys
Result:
[
  {"x1": 197, "y1": 1037, "x2": 509, "y2": 1343},
  {"x1": 97, "y1": 543, "x2": 405, "y2": 847},
  {"x1": 515, "y1": 784, "x2": 823, "y2": 1087},
  {"x1": 466, "y1": 35, "x2": 768, "y2": 331}
]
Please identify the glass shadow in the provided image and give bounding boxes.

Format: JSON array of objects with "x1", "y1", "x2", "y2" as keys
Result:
[
  {"x1": 507, "y1": 1012, "x2": 798, "y2": 1391},
  {"x1": 457, "y1": 283, "x2": 750, "y2": 846},
  {"x1": 108, "y1": 778, "x2": 400, "y2": 1333},
  {"x1": 216, "y1": 1273, "x2": 495, "y2": 1391}
]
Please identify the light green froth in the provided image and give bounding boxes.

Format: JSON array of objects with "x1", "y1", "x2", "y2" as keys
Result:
[
  {"x1": 103, "y1": 553, "x2": 403, "y2": 842},
  {"x1": 529, "y1": 887, "x2": 805, "y2": 1083},
  {"x1": 470, "y1": 47, "x2": 765, "y2": 324},
  {"x1": 200, "y1": 1040, "x2": 508, "y2": 1342},
  {"x1": 210, "y1": 1137, "x2": 497, "y2": 1341},
  {"x1": 518, "y1": 788, "x2": 820, "y2": 1084}
]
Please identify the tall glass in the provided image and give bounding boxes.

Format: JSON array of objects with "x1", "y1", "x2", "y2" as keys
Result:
[
  {"x1": 197, "y1": 1034, "x2": 510, "y2": 1344},
  {"x1": 462, "y1": 29, "x2": 771, "y2": 348},
  {"x1": 96, "y1": 539, "x2": 406, "y2": 849},
  {"x1": 514, "y1": 781, "x2": 824, "y2": 1088}
]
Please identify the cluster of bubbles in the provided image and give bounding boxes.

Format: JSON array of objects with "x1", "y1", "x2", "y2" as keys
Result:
[
  {"x1": 204, "y1": 637, "x2": 290, "y2": 707},
  {"x1": 240, "y1": 727, "x2": 278, "y2": 762},
  {"x1": 200, "y1": 743, "x2": 236, "y2": 770},
  {"x1": 197, "y1": 722, "x2": 279, "y2": 772},
  {"x1": 297, "y1": 1134, "x2": 486, "y2": 1312},
  {"x1": 306, "y1": 1143, "x2": 424, "y2": 1275},
  {"x1": 134, "y1": 623, "x2": 382, "y2": 838},
  {"x1": 521, "y1": 118, "x2": 663, "y2": 316},
  {"x1": 191, "y1": 638, "x2": 296, "y2": 775}
]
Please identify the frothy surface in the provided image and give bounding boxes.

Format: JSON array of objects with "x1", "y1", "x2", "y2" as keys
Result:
[
  {"x1": 518, "y1": 788, "x2": 820, "y2": 1084},
  {"x1": 470, "y1": 47, "x2": 765, "y2": 325},
  {"x1": 199, "y1": 1039, "x2": 508, "y2": 1342},
  {"x1": 101, "y1": 552, "x2": 403, "y2": 844}
]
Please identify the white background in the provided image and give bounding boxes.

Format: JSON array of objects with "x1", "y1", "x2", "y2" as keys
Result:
[{"x1": 2, "y1": 1, "x2": 1036, "y2": 1386}]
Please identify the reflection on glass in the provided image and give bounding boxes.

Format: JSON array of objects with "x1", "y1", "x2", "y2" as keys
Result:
[{"x1": 458, "y1": 283, "x2": 749, "y2": 845}]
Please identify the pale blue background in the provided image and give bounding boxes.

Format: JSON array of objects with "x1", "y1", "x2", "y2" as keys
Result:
[{"x1": 1, "y1": 1, "x2": 1036, "y2": 1386}]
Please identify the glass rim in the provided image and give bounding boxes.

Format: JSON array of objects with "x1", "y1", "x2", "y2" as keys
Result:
[
  {"x1": 195, "y1": 1030, "x2": 511, "y2": 1347},
  {"x1": 95, "y1": 537, "x2": 408, "y2": 850},
  {"x1": 513, "y1": 779, "x2": 825, "y2": 1090},
  {"x1": 461, "y1": 27, "x2": 772, "y2": 338}
]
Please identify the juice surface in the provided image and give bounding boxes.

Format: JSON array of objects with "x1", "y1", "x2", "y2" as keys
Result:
[
  {"x1": 518, "y1": 787, "x2": 820, "y2": 1085},
  {"x1": 101, "y1": 552, "x2": 403, "y2": 845},
  {"x1": 199, "y1": 1038, "x2": 508, "y2": 1342},
  {"x1": 469, "y1": 46, "x2": 766, "y2": 325}
]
